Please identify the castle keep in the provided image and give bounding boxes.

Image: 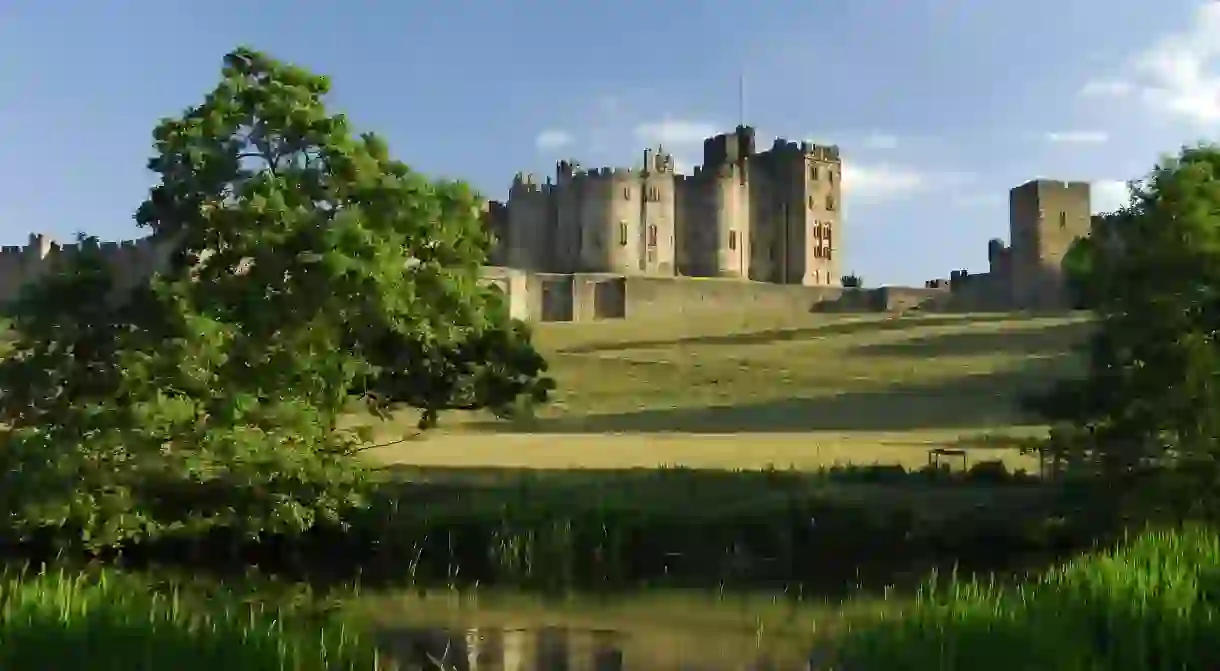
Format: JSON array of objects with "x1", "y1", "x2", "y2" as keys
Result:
[{"x1": 484, "y1": 125, "x2": 844, "y2": 287}]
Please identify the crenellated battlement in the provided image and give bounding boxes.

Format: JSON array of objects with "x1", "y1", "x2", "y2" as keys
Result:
[
  {"x1": 1017, "y1": 178, "x2": 1091, "y2": 193},
  {"x1": 0, "y1": 233, "x2": 176, "y2": 304},
  {"x1": 566, "y1": 166, "x2": 642, "y2": 183},
  {"x1": 764, "y1": 138, "x2": 841, "y2": 162},
  {"x1": 511, "y1": 171, "x2": 544, "y2": 194}
]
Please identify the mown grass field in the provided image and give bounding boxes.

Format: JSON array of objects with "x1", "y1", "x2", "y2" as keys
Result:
[{"x1": 364, "y1": 311, "x2": 1092, "y2": 473}]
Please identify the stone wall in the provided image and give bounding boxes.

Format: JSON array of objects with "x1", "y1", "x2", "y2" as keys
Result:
[
  {"x1": 0, "y1": 232, "x2": 1022, "y2": 330},
  {"x1": 482, "y1": 267, "x2": 974, "y2": 323},
  {"x1": 622, "y1": 275, "x2": 843, "y2": 321}
]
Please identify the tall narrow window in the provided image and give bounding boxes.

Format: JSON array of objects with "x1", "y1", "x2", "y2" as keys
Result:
[
  {"x1": 728, "y1": 229, "x2": 738, "y2": 251},
  {"x1": 623, "y1": 187, "x2": 631, "y2": 200},
  {"x1": 647, "y1": 224, "x2": 657, "y2": 247},
  {"x1": 1059, "y1": 211, "x2": 1067, "y2": 229},
  {"x1": 828, "y1": 170, "x2": 835, "y2": 186},
  {"x1": 825, "y1": 195, "x2": 836, "y2": 211},
  {"x1": 810, "y1": 165, "x2": 820, "y2": 180},
  {"x1": 618, "y1": 221, "x2": 628, "y2": 246}
]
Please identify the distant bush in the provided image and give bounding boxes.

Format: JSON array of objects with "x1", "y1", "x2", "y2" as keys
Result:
[{"x1": 967, "y1": 459, "x2": 1011, "y2": 483}]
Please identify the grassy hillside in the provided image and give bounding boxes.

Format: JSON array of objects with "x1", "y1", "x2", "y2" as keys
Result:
[{"x1": 365, "y1": 311, "x2": 1092, "y2": 471}]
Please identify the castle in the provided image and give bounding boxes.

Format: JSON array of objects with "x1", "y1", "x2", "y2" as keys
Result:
[
  {"x1": 482, "y1": 125, "x2": 844, "y2": 286},
  {"x1": 0, "y1": 127, "x2": 1094, "y2": 321}
]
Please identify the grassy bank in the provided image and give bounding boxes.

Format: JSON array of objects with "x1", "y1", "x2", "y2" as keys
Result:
[
  {"x1": 17, "y1": 526, "x2": 1215, "y2": 670},
  {"x1": 186, "y1": 462, "x2": 1102, "y2": 596},
  {"x1": 835, "y1": 526, "x2": 1220, "y2": 670},
  {"x1": 0, "y1": 567, "x2": 381, "y2": 671}
]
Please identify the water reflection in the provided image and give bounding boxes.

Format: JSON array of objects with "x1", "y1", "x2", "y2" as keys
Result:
[{"x1": 377, "y1": 626, "x2": 812, "y2": 671}]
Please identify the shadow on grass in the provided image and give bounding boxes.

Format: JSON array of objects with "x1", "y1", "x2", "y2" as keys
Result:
[
  {"x1": 852, "y1": 319, "x2": 1092, "y2": 359},
  {"x1": 468, "y1": 355, "x2": 1071, "y2": 434},
  {"x1": 557, "y1": 313, "x2": 1020, "y2": 354}
]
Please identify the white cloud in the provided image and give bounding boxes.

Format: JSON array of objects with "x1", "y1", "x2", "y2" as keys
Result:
[
  {"x1": 1092, "y1": 179, "x2": 1131, "y2": 214},
  {"x1": 843, "y1": 163, "x2": 970, "y2": 204},
  {"x1": 1080, "y1": 3, "x2": 1220, "y2": 125},
  {"x1": 634, "y1": 119, "x2": 720, "y2": 146},
  {"x1": 1044, "y1": 130, "x2": 1109, "y2": 144},
  {"x1": 861, "y1": 132, "x2": 899, "y2": 150},
  {"x1": 534, "y1": 129, "x2": 574, "y2": 151}
]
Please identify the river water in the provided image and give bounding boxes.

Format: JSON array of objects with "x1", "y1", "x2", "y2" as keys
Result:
[{"x1": 360, "y1": 589, "x2": 850, "y2": 671}]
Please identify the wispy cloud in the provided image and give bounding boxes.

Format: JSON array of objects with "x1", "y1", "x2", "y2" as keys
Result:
[
  {"x1": 1079, "y1": 2, "x2": 1220, "y2": 125},
  {"x1": 634, "y1": 119, "x2": 720, "y2": 146},
  {"x1": 843, "y1": 163, "x2": 971, "y2": 204},
  {"x1": 861, "y1": 132, "x2": 899, "y2": 150},
  {"x1": 534, "y1": 129, "x2": 574, "y2": 152},
  {"x1": 1044, "y1": 130, "x2": 1109, "y2": 144},
  {"x1": 1079, "y1": 79, "x2": 1136, "y2": 98}
]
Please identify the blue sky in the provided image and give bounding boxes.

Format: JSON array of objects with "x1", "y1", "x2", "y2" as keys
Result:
[{"x1": 2, "y1": 0, "x2": 1217, "y2": 285}]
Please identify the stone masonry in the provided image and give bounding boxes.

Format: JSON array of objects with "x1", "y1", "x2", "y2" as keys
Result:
[
  {"x1": 938, "y1": 179, "x2": 1092, "y2": 311},
  {"x1": 0, "y1": 167, "x2": 1091, "y2": 323},
  {"x1": 484, "y1": 125, "x2": 843, "y2": 287}
]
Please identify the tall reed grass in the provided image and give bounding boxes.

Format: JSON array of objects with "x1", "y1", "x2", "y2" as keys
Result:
[
  {"x1": 835, "y1": 526, "x2": 1220, "y2": 670},
  {"x1": 0, "y1": 567, "x2": 383, "y2": 670}
]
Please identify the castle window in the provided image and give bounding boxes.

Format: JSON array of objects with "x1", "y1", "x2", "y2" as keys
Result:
[
  {"x1": 828, "y1": 170, "x2": 835, "y2": 186},
  {"x1": 1059, "y1": 211, "x2": 1067, "y2": 229},
  {"x1": 825, "y1": 195, "x2": 836, "y2": 211},
  {"x1": 808, "y1": 195, "x2": 814, "y2": 210},
  {"x1": 647, "y1": 224, "x2": 657, "y2": 247},
  {"x1": 623, "y1": 187, "x2": 631, "y2": 200},
  {"x1": 728, "y1": 229, "x2": 738, "y2": 251},
  {"x1": 618, "y1": 221, "x2": 628, "y2": 246},
  {"x1": 810, "y1": 165, "x2": 819, "y2": 180}
]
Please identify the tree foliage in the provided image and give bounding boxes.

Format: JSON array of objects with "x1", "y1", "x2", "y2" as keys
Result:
[
  {"x1": 1060, "y1": 211, "x2": 1124, "y2": 310},
  {"x1": 0, "y1": 47, "x2": 552, "y2": 551},
  {"x1": 1028, "y1": 145, "x2": 1220, "y2": 510}
]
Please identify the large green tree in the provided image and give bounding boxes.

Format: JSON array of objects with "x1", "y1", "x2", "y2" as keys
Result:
[
  {"x1": 0, "y1": 47, "x2": 551, "y2": 551},
  {"x1": 1029, "y1": 145, "x2": 1220, "y2": 510},
  {"x1": 1060, "y1": 209, "x2": 1123, "y2": 309}
]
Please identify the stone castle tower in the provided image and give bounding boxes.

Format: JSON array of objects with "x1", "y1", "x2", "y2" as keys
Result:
[
  {"x1": 1008, "y1": 179, "x2": 1091, "y2": 308},
  {"x1": 486, "y1": 125, "x2": 844, "y2": 287}
]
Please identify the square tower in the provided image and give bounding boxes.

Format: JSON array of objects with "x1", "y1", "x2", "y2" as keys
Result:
[
  {"x1": 804, "y1": 144, "x2": 842, "y2": 287},
  {"x1": 1008, "y1": 179, "x2": 1091, "y2": 309}
]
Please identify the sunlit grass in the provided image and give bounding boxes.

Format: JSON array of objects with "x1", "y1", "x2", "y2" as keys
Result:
[
  {"x1": 836, "y1": 526, "x2": 1220, "y2": 670},
  {"x1": 362, "y1": 312, "x2": 1089, "y2": 472},
  {"x1": 0, "y1": 567, "x2": 382, "y2": 671}
]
